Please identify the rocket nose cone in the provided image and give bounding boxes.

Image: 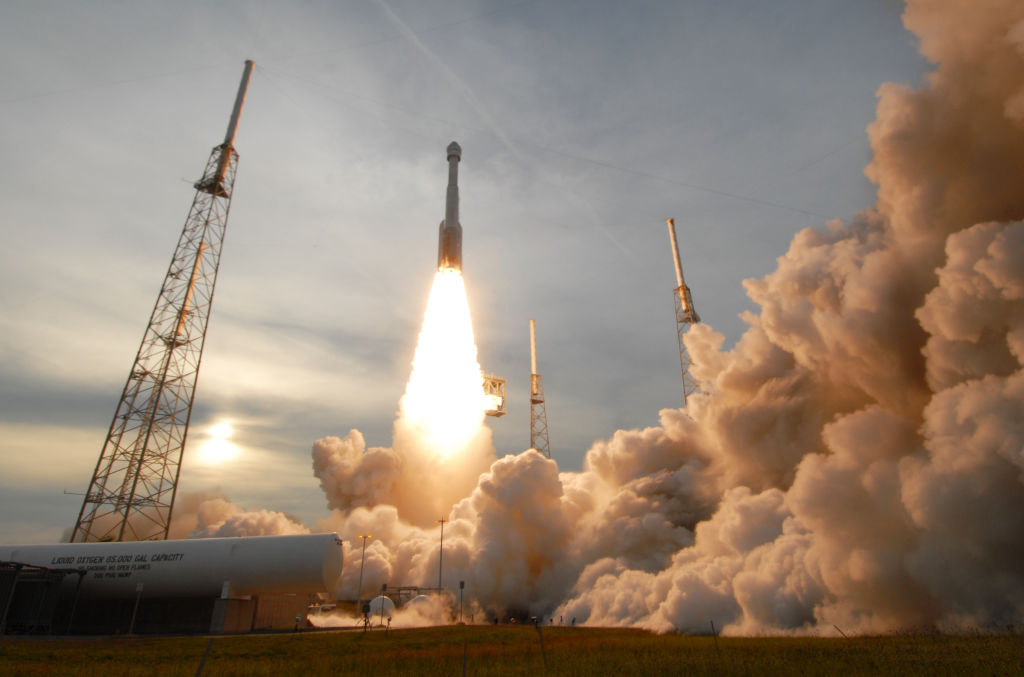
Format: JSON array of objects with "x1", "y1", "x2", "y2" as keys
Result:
[{"x1": 447, "y1": 141, "x2": 461, "y2": 161}]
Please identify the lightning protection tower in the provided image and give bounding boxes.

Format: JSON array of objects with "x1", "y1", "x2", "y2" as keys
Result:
[
  {"x1": 667, "y1": 218, "x2": 701, "y2": 406},
  {"x1": 71, "y1": 61, "x2": 255, "y2": 543},
  {"x1": 529, "y1": 319, "x2": 551, "y2": 459}
]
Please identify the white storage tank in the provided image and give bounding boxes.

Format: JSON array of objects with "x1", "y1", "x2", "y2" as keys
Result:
[
  {"x1": 369, "y1": 595, "x2": 396, "y2": 617},
  {"x1": 0, "y1": 533, "x2": 342, "y2": 599}
]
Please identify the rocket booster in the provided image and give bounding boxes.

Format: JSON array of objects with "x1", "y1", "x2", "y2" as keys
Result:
[{"x1": 437, "y1": 141, "x2": 463, "y2": 271}]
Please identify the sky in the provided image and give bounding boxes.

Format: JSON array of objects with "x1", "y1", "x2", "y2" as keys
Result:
[{"x1": 0, "y1": 0, "x2": 930, "y2": 544}]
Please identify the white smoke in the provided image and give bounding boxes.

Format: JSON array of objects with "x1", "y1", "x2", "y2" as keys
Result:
[
  {"x1": 311, "y1": 420, "x2": 496, "y2": 529},
  {"x1": 554, "y1": 0, "x2": 1024, "y2": 634},
  {"x1": 169, "y1": 490, "x2": 308, "y2": 539},
  {"x1": 308, "y1": 591, "x2": 468, "y2": 629},
  {"x1": 206, "y1": 0, "x2": 1024, "y2": 634}
]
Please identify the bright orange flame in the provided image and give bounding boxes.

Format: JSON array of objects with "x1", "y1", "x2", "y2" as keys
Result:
[{"x1": 400, "y1": 269, "x2": 487, "y2": 459}]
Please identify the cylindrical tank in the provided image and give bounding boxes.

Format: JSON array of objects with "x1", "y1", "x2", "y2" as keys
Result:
[
  {"x1": 0, "y1": 533, "x2": 342, "y2": 599},
  {"x1": 369, "y1": 595, "x2": 396, "y2": 617},
  {"x1": 405, "y1": 594, "x2": 433, "y2": 610}
]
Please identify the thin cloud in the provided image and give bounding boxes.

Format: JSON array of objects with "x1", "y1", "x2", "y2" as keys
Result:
[{"x1": 372, "y1": 0, "x2": 525, "y2": 164}]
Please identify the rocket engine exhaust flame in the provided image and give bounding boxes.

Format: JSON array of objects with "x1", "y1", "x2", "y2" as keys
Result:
[{"x1": 400, "y1": 268, "x2": 487, "y2": 459}]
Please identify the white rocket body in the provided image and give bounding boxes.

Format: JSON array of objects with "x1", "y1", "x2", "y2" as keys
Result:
[{"x1": 437, "y1": 141, "x2": 463, "y2": 271}]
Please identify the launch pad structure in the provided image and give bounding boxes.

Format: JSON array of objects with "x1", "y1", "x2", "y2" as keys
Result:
[
  {"x1": 483, "y1": 374, "x2": 507, "y2": 417},
  {"x1": 667, "y1": 218, "x2": 701, "y2": 405},
  {"x1": 70, "y1": 61, "x2": 254, "y2": 543}
]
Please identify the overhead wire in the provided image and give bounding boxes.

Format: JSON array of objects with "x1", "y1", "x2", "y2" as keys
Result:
[
  {"x1": 255, "y1": 63, "x2": 854, "y2": 305},
  {"x1": 1, "y1": 0, "x2": 837, "y2": 225},
  {"x1": 252, "y1": 0, "x2": 545, "y2": 67},
  {"x1": 0, "y1": 1, "x2": 543, "y2": 106},
  {"x1": 5, "y1": 0, "x2": 848, "y2": 251},
  {"x1": 260, "y1": 63, "x2": 840, "y2": 224},
  {"x1": 0, "y1": 62, "x2": 240, "y2": 105}
]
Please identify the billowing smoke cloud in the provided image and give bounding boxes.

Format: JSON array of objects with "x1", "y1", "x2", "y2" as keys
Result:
[
  {"x1": 309, "y1": 591, "x2": 472, "y2": 629},
  {"x1": 206, "y1": 0, "x2": 1024, "y2": 634},
  {"x1": 312, "y1": 447, "x2": 573, "y2": 620},
  {"x1": 554, "y1": 0, "x2": 1024, "y2": 634},
  {"x1": 311, "y1": 421, "x2": 495, "y2": 528},
  {"x1": 169, "y1": 490, "x2": 308, "y2": 539}
]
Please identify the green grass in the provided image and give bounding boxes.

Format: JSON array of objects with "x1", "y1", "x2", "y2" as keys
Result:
[{"x1": 2, "y1": 626, "x2": 1022, "y2": 676}]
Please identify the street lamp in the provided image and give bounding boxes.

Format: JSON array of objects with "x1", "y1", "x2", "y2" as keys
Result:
[
  {"x1": 435, "y1": 518, "x2": 448, "y2": 591},
  {"x1": 356, "y1": 534, "x2": 371, "y2": 618}
]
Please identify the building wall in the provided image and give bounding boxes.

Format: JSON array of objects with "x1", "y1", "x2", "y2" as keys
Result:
[{"x1": 253, "y1": 593, "x2": 318, "y2": 631}]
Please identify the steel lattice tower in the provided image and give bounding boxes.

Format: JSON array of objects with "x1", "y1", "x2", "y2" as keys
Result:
[
  {"x1": 71, "y1": 61, "x2": 254, "y2": 543},
  {"x1": 667, "y1": 218, "x2": 701, "y2": 405},
  {"x1": 529, "y1": 319, "x2": 551, "y2": 458}
]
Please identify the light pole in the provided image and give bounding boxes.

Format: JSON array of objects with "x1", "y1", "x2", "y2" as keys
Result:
[
  {"x1": 356, "y1": 534, "x2": 371, "y2": 618},
  {"x1": 459, "y1": 580, "x2": 465, "y2": 624},
  {"x1": 435, "y1": 518, "x2": 448, "y2": 591}
]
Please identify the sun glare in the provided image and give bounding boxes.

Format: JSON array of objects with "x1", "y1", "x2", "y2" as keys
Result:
[
  {"x1": 209, "y1": 422, "x2": 233, "y2": 439},
  {"x1": 401, "y1": 269, "x2": 487, "y2": 459},
  {"x1": 196, "y1": 421, "x2": 240, "y2": 465}
]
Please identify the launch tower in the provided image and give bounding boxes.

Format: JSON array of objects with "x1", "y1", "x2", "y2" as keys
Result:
[
  {"x1": 529, "y1": 319, "x2": 551, "y2": 459},
  {"x1": 70, "y1": 61, "x2": 254, "y2": 542},
  {"x1": 667, "y1": 218, "x2": 701, "y2": 405}
]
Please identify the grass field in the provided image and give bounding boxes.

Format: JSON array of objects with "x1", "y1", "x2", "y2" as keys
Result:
[{"x1": 1, "y1": 626, "x2": 1022, "y2": 676}]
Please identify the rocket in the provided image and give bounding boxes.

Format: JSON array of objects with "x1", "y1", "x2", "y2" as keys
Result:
[{"x1": 437, "y1": 141, "x2": 463, "y2": 271}]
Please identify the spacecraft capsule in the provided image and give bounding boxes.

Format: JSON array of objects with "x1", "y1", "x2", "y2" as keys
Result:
[{"x1": 437, "y1": 141, "x2": 463, "y2": 271}]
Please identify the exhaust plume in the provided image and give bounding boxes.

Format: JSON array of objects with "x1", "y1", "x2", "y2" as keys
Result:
[
  {"x1": 169, "y1": 491, "x2": 308, "y2": 539},
  {"x1": 311, "y1": 268, "x2": 496, "y2": 529},
  {"x1": 400, "y1": 269, "x2": 487, "y2": 457}
]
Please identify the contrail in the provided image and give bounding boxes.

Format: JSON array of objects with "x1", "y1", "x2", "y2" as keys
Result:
[{"x1": 372, "y1": 0, "x2": 525, "y2": 164}]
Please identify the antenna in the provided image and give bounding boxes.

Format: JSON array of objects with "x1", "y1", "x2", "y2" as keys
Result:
[
  {"x1": 667, "y1": 218, "x2": 701, "y2": 405},
  {"x1": 529, "y1": 319, "x2": 551, "y2": 459},
  {"x1": 70, "y1": 61, "x2": 255, "y2": 543}
]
